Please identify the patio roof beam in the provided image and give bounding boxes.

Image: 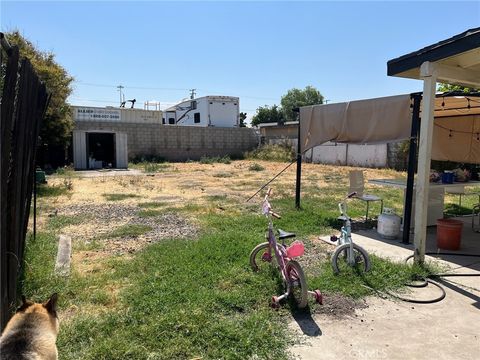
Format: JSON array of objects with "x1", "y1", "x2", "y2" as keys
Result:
[
  {"x1": 421, "y1": 62, "x2": 480, "y2": 88},
  {"x1": 414, "y1": 62, "x2": 437, "y2": 264}
]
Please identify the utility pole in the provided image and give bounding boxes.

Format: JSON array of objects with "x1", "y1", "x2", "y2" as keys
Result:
[
  {"x1": 117, "y1": 85, "x2": 124, "y2": 106},
  {"x1": 189, "y1": 89, "x2": 196, "y2": 100}
]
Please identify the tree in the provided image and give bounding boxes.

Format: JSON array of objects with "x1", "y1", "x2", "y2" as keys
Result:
[
  {"x1": 239, "y1": 112, "x2": 247, "y2": 127},
  {"x1": 251, "y1": 105, "x2": 284, "y2": 127},
  {"x1": 437, "y1": 83, "x2": 478, "y2": 93},
  {"x1": 280, "y1": 85, "x2": 324, "y2": 122},
  {"x1": 5, "y1": 31, "x2": 74, "y2": 148}
]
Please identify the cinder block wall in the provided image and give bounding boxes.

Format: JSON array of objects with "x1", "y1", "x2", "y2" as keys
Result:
[{"x1": 74, "y1": 122, "x2": 259, "y2": 161}]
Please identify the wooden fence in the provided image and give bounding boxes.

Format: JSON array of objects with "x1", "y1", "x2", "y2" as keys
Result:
[{"x1": 0, "y1": 33, "x2": 49, "y2": 330}]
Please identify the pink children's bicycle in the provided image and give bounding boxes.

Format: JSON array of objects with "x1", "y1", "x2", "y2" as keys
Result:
[{"x1": 250, "y1": 189, "x2": 323, "y2": 309}]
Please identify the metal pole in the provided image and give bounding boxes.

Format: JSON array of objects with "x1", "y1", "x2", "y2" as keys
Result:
[
  {"x1": 402, "y1": 93, "x2": 421, "y2": 244},
  {"x1": 33, "y1": 170, "x2": 37, "y2": 241},
  {"x1": 294, "y1": 108, "x2": 301, "y2": 209}
]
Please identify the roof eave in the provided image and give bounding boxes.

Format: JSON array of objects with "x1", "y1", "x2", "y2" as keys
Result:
[{"x1": 387, "y1": 28, "x2": 480, "y2": 77}]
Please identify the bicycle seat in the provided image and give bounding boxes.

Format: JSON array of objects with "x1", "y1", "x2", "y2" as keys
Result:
[{"x1": 278, "y1": 229, "x2": 296, "y2": 239}]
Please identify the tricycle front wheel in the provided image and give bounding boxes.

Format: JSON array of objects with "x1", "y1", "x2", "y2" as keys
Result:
[{"x1": 331, "y1": 243, "x2": 371, "y2": 274}]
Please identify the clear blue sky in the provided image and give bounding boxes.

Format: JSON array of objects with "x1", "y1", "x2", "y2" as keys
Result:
[{"x1": 2, "y1": 1, "x2": 479, "y2": 122}]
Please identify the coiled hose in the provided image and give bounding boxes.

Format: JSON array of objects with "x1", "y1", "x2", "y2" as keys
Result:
[{"x1": 388, "y1": 252, "x2": 480, "y2": 304}]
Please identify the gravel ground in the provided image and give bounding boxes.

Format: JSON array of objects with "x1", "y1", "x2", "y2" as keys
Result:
[{"x1": 57, "y1": 203, "x2": 198, "y2": 253}]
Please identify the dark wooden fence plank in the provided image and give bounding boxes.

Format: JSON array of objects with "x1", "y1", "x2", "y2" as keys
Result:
[
  {"x1": 1, "y1": 40, "x2": 49, "y2": 330},
  {"x1": 1, "y1": 46, "x2": 20, "y2": 329}
]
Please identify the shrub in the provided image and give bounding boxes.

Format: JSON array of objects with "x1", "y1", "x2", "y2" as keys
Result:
[
  {"x1": 248, "y1": 163, "x2": 265, "y2": 171},
  {"x1": 244, "y1": 144, "x2": 295, "y2": 162},
  {"x1": 199, "y1": 156, "x2": 231, "y2": 164}
]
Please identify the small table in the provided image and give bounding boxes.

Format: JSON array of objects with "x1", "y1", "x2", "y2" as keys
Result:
[{"x1": 369, "y1": 179, "x2": 480, "y2": 227}]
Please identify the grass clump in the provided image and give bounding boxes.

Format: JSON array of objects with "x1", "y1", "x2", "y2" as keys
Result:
[
  {"x1": 199, "y1": 155, "x2": 231, "y2": 164},
  {"x1": 138, "y1": 202, "x2": 165, "y2": 209},
  {"x1": 103, "y1": 193, "x2": 140, "y2": 201},
  {"x1": 143, "y1": 162, "x2": 170, "y2": 173},
  {"x1": 309, "y1": 255, "x2": 437, "y2": 299},
  {"x1": 105, "y1": 224, "x2": 153, "y2": 238},
  {"x1": 47, "y1": 214, "x2": 89, "y2": 232},
  {"x1": 245, "y1": 144, "x2": 295, "y2": 162},
  {"x1": 248, "y1": 163, "x2": 265, "y2": 172},
  {"x1": 55, "y1": 166, "x2": 76, "y2": 177},
  {"x1": 37, "y1": 183, "x2": 72, "y2": 198},
  {"x1": 213, "y1": 171, "x2": 233, "y2": 178}
]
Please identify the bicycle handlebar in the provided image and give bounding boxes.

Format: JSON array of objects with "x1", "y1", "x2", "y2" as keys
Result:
[
  {"x1": 263, "y1": 188, "x2": 281, "y2": 219},
  {"x1": 269, "y1": 210, "x2": 281, "y2": 219}
]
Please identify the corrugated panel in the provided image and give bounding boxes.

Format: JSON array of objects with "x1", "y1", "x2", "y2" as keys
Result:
[
  {"x1": 73, "y1": 131, "x2": 87, "y2": 169},
  {"x1": 115, "y1": 132, "x2": 128, "y2": 168}
]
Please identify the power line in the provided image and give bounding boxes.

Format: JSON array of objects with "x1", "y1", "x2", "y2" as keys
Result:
[
  {"x1": 76, "y1": 81, "x2": 193, "y2": 92},
  {"x1": 75, "y1": 81, "x2": 279, "y2": 101}
]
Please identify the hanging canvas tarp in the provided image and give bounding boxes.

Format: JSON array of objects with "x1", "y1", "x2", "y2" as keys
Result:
[
  {"x1": 300, "y1": 94, "x2": 412, "y2": 152},
  {"x1": 432, "y1": 115, "x2": 480, "y2": 164},
  {"x1": 300, "y1": 94, "x2": 480, "y2": 164}
]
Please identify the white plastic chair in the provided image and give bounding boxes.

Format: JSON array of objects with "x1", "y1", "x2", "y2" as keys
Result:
[
  {"x1": 445, "y1": 186, "x2": 480, "y2": 207},
  {"x1": 349, "y1": 170, "x2": 383, "y2": 220}
]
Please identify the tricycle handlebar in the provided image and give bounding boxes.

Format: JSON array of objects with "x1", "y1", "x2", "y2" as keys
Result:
[{"x1": 347, "y1": 191, "x2": 357, "y2": 199}]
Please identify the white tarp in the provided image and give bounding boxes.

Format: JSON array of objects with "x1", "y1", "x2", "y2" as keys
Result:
[{"x1": 300, "y1": 94, "x2": 412, "y2": 152}]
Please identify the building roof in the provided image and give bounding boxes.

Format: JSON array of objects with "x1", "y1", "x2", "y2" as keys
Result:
[
  {"x1": 164, "y1": 95, "x2": 240, "y2": 112},
  {"x1": 387, "y1": 27, "x2": 480, "y2": 87}
]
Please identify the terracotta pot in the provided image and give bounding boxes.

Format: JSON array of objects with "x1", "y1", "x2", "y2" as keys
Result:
[{"x1": 436, "y1": 219, "x2": 463, "y2": 250}]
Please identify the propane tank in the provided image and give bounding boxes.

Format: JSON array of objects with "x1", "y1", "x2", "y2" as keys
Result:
[{"x1": 377, "y1": 208, "x2": 401, "y2": 240}]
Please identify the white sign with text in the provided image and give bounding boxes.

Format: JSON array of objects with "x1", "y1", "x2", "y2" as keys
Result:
[{"x1": 76, "y1": 107, "x2": 121, "y2": 121}]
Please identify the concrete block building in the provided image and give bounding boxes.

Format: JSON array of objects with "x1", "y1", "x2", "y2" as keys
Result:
[{"x1": 72, "y1": 105, "x2": 257, "y2": 170}]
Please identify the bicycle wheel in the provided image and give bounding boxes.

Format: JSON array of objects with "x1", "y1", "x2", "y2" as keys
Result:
[
  {"x1": 250, "y1": 242, "x2": 277, "y2": 272},
  {"x1": 286, "y1": 260, "x2": 308, "y2": 309},
  {"x1": 331, "y1": 243, "x2": 371, "y2": 275}
]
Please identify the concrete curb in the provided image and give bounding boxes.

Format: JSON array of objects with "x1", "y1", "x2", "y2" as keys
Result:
[{"x1": 55, "y1": 234, "x2": 71, "y2": 276}]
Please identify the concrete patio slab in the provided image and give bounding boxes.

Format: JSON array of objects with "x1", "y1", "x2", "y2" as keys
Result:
[{"x1": 295, "y1": 216, "x2": 480, "y2": 359}]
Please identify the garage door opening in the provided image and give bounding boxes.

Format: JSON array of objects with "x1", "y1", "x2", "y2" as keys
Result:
[{"x1": 86, "y1": 132, "x2": 115, "y2": 169}]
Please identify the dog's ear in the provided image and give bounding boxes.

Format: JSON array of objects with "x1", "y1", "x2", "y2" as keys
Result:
[
  {"x1": 16, "y1": 295, "x2": 34, "y2": 313},
  {"x1": 43, "y1": 293, "x2": 58, "y2": 316}
]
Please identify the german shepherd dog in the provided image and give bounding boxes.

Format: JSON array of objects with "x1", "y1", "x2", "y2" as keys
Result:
[{"x1": 0, "y1": 293, "x2": 59, "y2": 360}]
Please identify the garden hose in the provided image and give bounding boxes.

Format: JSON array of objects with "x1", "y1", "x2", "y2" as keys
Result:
[{"x1": 390, "y1": 252, "x2": 480, "y2": 304}]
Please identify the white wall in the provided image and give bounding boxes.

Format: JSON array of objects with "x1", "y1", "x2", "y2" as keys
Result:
[{"x1": 301, "y1": 142, "x2": 387, "y2": 168}]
